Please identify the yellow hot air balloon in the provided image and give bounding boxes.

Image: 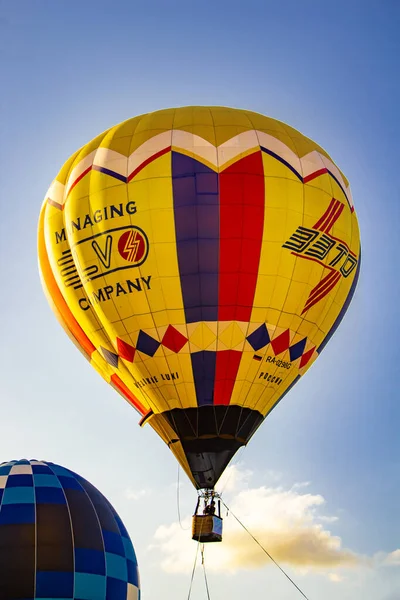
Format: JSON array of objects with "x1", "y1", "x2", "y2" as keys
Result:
[{"x1": 38, "y1": 107, "x2": 360, "y2": 498}]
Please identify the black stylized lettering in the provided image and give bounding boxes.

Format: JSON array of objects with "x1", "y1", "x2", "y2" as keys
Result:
[
  {"x1": 127, "y1": 279, "x2": 142, "y2": 293},
  {"x1": 78, "y1": 298, "x2": 90, "y2": 311},
  {"x1": 115, "y1": 282, "x2": 127, "y2": 296},
  {"x1": 55, "y1": 229, "x2": 66, "y2": 244},
  {"x1": 110, "y1": 203, "x2": 123, "y2": 218},
  {"x1": 104, "y1": 286, "x2": 113, "y2": 300},
  {"x1": 92, "y1": 235, "x2": 113, "y2": 269},
  {"x1": 141, "y1": 275, "x2": 152, "y2": 290}
]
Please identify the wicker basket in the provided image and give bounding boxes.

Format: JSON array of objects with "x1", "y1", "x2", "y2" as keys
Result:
[{"x1": 192, "y1": 515, "x2": 223, "y2": 543}]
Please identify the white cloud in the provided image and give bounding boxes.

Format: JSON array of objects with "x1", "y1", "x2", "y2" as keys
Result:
[
  {"x1": 125, "y1": 487, "x2": 150, "y2": 501},
  {"x1": 318, "y1": 515, "x2": 339, "y2": 523},
  {"x1": 151, "y1": 466, "x2": 359, "y2": 575},
  {"x1": 382, "y1": 549, "x2": 400, "y2": 566},
  {"x1": 328, "y1": 573, "x2": 344, "y2": 582},
  {"x1": 216, "y1": 463, "x2": 253, "y2": 493}
]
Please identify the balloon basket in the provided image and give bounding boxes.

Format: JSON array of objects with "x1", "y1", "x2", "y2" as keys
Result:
[
  {"x1": 192, "y1": 514, "x2": 223, "y2": 542},
  {"x1": 192, "y1": 490, "x2": 223, "y2": 542}
]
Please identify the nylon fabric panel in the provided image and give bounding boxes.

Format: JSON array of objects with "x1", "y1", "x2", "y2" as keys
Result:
[
  {"x1": 172, "y1": 152, "x2": 219, "y2": 324},
  {"x1": 218, "y1": 152, "x2": 265, "y2": 322}
]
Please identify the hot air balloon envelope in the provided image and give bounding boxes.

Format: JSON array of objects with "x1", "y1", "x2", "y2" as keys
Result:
[
  {"x1": 0, "y1": 459, "x2": 139, "y2": 599},
  {"x1": 38, "y1": 107, "x2": 361, "y2": 489}
]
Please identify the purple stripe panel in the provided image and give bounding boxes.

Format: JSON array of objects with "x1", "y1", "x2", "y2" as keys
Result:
[
  {"x1": 172, "y1": 152, "x2": 219, "y2": 323},
  {"x1": 191, "y1": 351, "x2": 217, "y2": 406},
  {"x1": 92, "y1": 164, "x2": 128, "y2": 182}
]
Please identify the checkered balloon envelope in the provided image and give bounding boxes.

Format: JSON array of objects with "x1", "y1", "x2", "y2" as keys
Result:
[{"x1": 0, "y1": 459, "x2": 139, "y2": 599}]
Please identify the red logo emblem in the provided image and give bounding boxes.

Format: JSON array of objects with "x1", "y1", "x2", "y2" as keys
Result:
[{"x1": 118, "y1": 227, "x2": 148, "y2": 264}]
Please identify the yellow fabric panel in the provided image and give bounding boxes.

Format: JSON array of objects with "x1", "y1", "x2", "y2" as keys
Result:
[
  {"x1": 41, "y1": 175, "x2": 157, "y2": 416},
  {"x1": 110, "y1": 115, "x2": 145, "y2": 140},
  {"x1": 258, "y1": 368, "x2": 300, "y2": 415},
  {"x1": 60, "y1": 151, "x2": 196, "y2": 412},
  {"x1": 38, "y1": 204, "x2": 92, "y2": 358},
  {"x1": 43, "y1": 201, "x2": 104, "y2": 338},
  {"x1": 305, "y1": 172, "x2": 334, "y2": 197},
  {"x1": 229, "y1": 351, "x2": 263, "y2": 408}
]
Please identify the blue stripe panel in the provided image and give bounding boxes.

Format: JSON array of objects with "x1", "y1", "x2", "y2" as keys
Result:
[
  {"x1": 34, "y1": 474, "x2": 62, "y2": 487},
  {"x1": 127, "y1": 559, "x2": 139, "y2": 586},
  {"x1": 2, "y1": 486, "x2": 35, "y2": 504},
  {"x1": 172, "y1": 152, "x2": 219, "y2": 323},
  {"x1": 327, "y1": 169, "x2": 350, "y2": 205},
  {"x1": 113, "y1": 511, "x2": 129, "y2": 539},
  {"x1": 75, "y1": 548, "x2": 106, "y2": 575},
  {"x1": 103, "y1": 529, "x2": 125, "y2": 556},
  {"x1": 32, "y1": 464, "x2": 54, "y2": 474},
  {"x1": 0, "y1": 503, "x2": 35, "y2": 523},
  {"x1": 35, "y1": 487, "x2": 66, "y2": 504},
  {"x1": 47, "y1": 464, "x2": 75, "y2": 477},
  {"x1": 105, "y1": 552, "x2": 127, "y2": 581},
  {"x1": 289, "y1": 338, "x2": 307, "y2": 361},
  {"x1": 78, "y1": 481, "x2": 120, "y2": 534},
  {"x1": 318, "y1": 250, "x2": 361, "y2": 353},
  {"x1": 6, "y1": 474, "x2": 33, "y2": 487},
  {"x1": 0, "y1": 465, "x2": 13, "y2": 475},
  {"x1": 123, "y1": 536, "x2": 137, "y2": 563},
  {"x1": 58, "y1": 475, "x2": 84, "y2": 490},
  {"x1": 36, "y1": 571, "x2": 74, "y2": 597},
  {"x1": 191, "y1": 351, "x2": 217, "y2": 406},
  {"x1": 92, "y1": 164, "x2": 128, "y2": 183},
  {"x1": 106, "y1": 577, "x2": 127, "y2": 600},
  {"x1": 74, "y1": 572, "x2": 106, "y2": 600}
]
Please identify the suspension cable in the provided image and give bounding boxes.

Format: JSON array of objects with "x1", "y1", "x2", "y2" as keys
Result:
[
  {"x1": 217, "y1": 445, "x2": 245, "y2": 496},
  {"x1": 187, "y1": 538, "x2": 201, "y2": 600},
  {"x1": 222, "y1": 500, "x2": 311, "y2": 600},
  {"x1": 187, "y1": 510, "x2": 206, "y2": 600},
  {"x1": 177, "y1": 465, "x2": 190, "y2": 531},
  {"x1": 201, "y1": 545, "x2": 211, "y2": 600}
]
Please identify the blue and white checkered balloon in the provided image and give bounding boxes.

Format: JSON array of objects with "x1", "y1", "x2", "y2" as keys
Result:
[{"x1": 0, "y1": 459, "x2": 140, "y2": 599}]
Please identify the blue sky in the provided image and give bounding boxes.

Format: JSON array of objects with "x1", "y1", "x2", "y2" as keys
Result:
[{"x1": 1, "y1": 1, "x2": 399, "y2": 598}]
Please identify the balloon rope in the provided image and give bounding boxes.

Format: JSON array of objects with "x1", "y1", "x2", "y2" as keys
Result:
[
  {"x1": 177, "y1": 466, "x2": 189, "y2": 530},
  {"x1": 222, "y1": 500, "x2": 311, "y2": 600},
  {"x1": 201, "y1": 545, "x2": 211, "y2": 600},
  {"x1": 187, "y1": 518, "x2": 204, "y2": 600},
  {"x1": 217, "y1": 445, "x2": 245, "y2": 495}
]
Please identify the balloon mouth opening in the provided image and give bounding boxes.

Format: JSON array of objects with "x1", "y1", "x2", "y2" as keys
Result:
[{"x1": 148, "y1": 406, "x2": 263, "y2": 489}]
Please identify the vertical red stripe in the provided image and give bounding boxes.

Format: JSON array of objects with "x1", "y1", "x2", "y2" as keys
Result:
[
  {"x1": 302, "y1": 272, "x2": 341, "y2": 313},
  {"x1": 322, "y1": 201, "x2": 344, "y2": 233},
  {"x1": 307, "y1": 270, "x2": 336, "y2": 302},
  {"x1": 313, "y1": 198, "x2": 336, "y2": 230},
  {"x1": 214, "y1": 350, "x2": 242, "y2": 406},
  {"x1": 218, "y1": 152, "x2": 265, "y2": 322}
]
